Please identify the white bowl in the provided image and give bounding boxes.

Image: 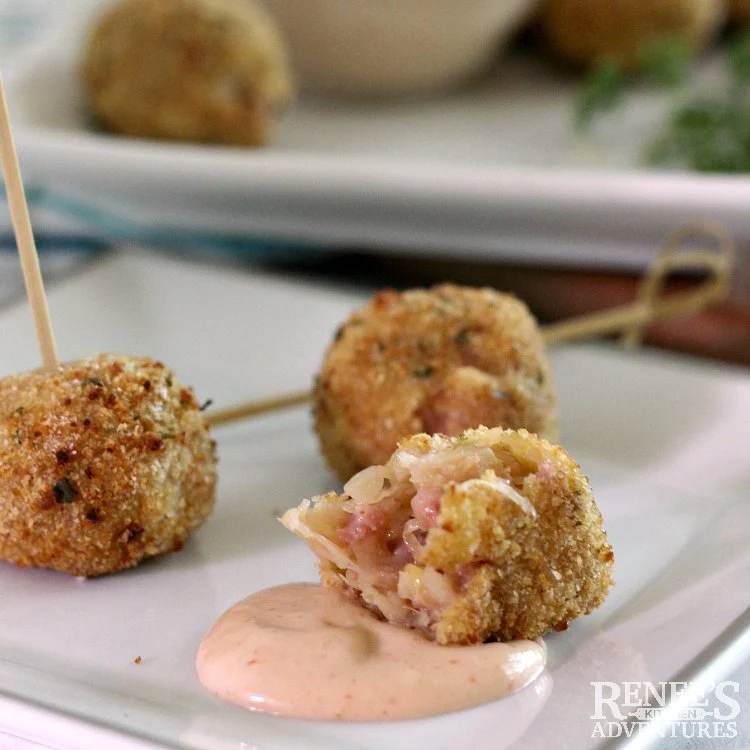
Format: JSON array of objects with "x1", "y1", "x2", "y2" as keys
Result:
[{"x1": 261, "y1": 0, "x2": 539, "y2": 97}]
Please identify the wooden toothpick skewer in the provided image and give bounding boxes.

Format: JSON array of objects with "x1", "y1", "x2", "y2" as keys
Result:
[
  {"x1": 543, "y1": 221, "x2": 733, "y2": 347},
  {"x1": 0, "y1": 74, "x2": 58, "y2": 372},
  {"x1": 206, "y1": 389, "x2": 311, "y2": 427},
  {"x1": 206, "y1": 222, "x2": 734, "y2": 429},
  {"x1": 620, "y1": 221, "x2": 734, "y2": 349}
]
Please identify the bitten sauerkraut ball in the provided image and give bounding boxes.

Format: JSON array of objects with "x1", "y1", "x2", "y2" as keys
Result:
[
  {"x1": 82, "y1": 0, "x2": 294, "y2": 146},
  {"x1": 283, "y1": 426, "x2": 614, "y2": 645},
  {"x1": 0, "y1": 355, "x2": 217, "y2": 577},
  {"x1": 314, "y1": 285, "x2": 557, "y2": 482}
]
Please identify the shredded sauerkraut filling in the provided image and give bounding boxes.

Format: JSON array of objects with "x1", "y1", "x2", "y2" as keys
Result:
[{"x1": 283, "y1": 438, "x2": 540, "y2": 635}]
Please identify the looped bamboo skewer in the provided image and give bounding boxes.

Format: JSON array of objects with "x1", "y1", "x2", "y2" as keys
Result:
[
  {"x1": 620, "y1": 221, "x2": 734, "y2": 349},
  {"x1": 206, "y1": 221, "x2": 735, "y2": 428},
  {"x1": 542, "y1": 221, "x2": 734, "y2": 346}
]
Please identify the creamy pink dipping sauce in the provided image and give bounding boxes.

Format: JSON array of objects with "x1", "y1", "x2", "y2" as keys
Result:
[{"x1": 196, "y1": 583, "x2": 546, "y2": 721}]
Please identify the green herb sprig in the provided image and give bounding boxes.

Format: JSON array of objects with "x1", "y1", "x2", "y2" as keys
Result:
[
  {"x1": 575, "y1": 37, "x2": 691, "y2": 132},
  {"x1": 648, "y1": 33, "x2": 750, "y2": 173},
  {"x1": 575, "y1": 32, "x2": 750, "y2": 174}
]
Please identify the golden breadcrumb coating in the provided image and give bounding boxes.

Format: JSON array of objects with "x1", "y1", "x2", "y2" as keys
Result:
[
  {"x1": 82, "y1": 0, "x2": 294, "y2": 146},
  {"x1": 539, "y1": 0, "x2": 724, "y2": 69},
  {"x1": 314, "y1": 285, "x2": 557, "y2": 482},
  {"x1": 0, "y1": 355, "x2": 217, "y2": 577},
  {"x1": 283, "y1": 426, "x2": 614, "y2": 645}
]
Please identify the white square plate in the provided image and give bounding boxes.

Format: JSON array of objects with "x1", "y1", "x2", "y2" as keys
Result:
[
  {"x1": 6, "y1": 0, "x2": 750, "y2": 269},
  {"x1": 0, "y1": 249, "x2": 748, "y2": 749}
]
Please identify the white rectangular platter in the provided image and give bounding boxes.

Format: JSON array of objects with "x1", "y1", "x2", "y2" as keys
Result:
[
  {"x1": 0, "y1": 248, "x2": 748, "y2": 749},
  {"x1": 6, "y1": 0, "x2": 750, "y2": 270}
]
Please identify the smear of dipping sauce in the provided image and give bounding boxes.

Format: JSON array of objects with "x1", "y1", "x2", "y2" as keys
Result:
[{"x1": 196, "y1": 583, "x2": 546, "y2": 721}]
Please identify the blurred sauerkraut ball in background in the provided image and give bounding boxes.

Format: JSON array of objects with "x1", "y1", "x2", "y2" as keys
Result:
[
  {"x1": 728, "y1": 0, "x2": 750, "y2": 23},
  {"x1": 539, "y1": 0, "x2": 725, "y2": 70},
  {"x1": 82, "y1": 0, "x2": 294, "y2": 145}
]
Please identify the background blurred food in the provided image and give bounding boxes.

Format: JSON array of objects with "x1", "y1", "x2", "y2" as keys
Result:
[
  {"x1": 539, "y1": 0, "x2": 725, "y2": 70},
  {"x1": 259, "y1": 0, "x2": 538, "y2": 97},
  {"x1": 77, "y1": 0, "x2": 750, "y2": 153},
  {"x1": 82, "y1": 0, "x2": 294, "y2": 145},
  {"x1": 728, "y1": 0, "x2": 750, "y2": 23}
]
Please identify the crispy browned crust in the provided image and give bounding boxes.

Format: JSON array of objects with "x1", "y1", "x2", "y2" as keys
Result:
[
  {"x1": 82, "y1": 0, "x2": 294, "y2": 146},
  {"x1": 0, "y1": 355, "x2": 217, "y2": 577},
  {"x1": 539, "y1": 0, "x2": 724, "y2": 69},
  {"x1": 422, "y1": 429, "x2": 613, "y2": 644},
  {"x1": 304, "y1": 427, "x2": 613, "y2": 645},
  {"x1": 314, "y1": 285, "x2": 557, "y2": 482}
]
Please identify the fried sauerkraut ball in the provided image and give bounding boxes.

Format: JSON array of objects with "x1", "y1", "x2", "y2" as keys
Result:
[
  {"x1": 82, "y1": 0, "x2": 294, "y2": 146},
  {"x1": 314, "y1": 285, "x2": 557, "y2": 483},
  {"x1": 539, "y1": 0, "x2": 724, "y2": 69},
  {"x1": 0, "y1": 355, "x2": 217, "y2": 577},
  {"x1": 282, "y1": 426, "x2": 614, "y2": 645}
]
